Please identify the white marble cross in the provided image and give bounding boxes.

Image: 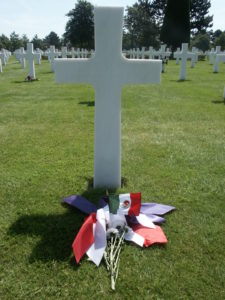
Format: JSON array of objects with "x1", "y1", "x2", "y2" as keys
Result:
[
  {"x1": 175, "y1": 47, "x2": 180, "y2": 64},
  {"x1": 55, "y1": 7, "x2": 161, "y2": 188},
  {"x1": 0, "y1": 50, "x2": 6, "y2": 66},
  {"x1": 191, "y1": 47, "x2": 197, "y2": 68},
  {"x1": 173, "y1": 43, "x2": 194, "y2": 80},
  {"x1": 76, "y1": 48, "x2": 81, "y2": 58},
  {"x1": 0, "y1": 58, "x2": 2, "y2": 73},
  {"x1": 61, "y1": 47, "x2": 67, "y2": 58},
  {"x1": 148, "y1": 46, "x2": 154, "y2": 59},
  {"x1": 35, "y1": 50, "x2": 41, "y2": 65},
  {"x1": 157, "y1": 45, "x2": 171, "y2": 72},
  {"x1": 141, "y1": 47, "x2": 145, "y2": 59},
  {"x1": 71, "y1": 47, "x2": 76, "y2": 58},
  {"x1": 209, "y1": 48, "x2": 215, "y2": 65},
  {"x1": 213, "y1": 53, "x2": 225, "y2": 73},
  {"x1": 158, "y1": 45, "x2": 171, "y2": 59},
  {"x1": 55, "y1": 49, "x2": 60, "y2": 58},
  {"x1": 20, "y1": 43, "x2": 36, "y2": 79},
  {"x1": 49, "y1": 45, "x2": 58, "y2": 72},
  {"x1": 19, "y1": 47, "x2": 26, "y2": 69}
]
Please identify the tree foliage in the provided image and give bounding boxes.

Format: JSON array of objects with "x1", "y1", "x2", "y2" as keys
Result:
[
  {"x1": 160, "y1": 0, "x2": 190, "y2": 50},
  {"x1": 191, "y1": 33, "x2": 210, "y2": 51},
  {"x1": 151, "y1": 0, "x2": 167, "y2": 27},
  {"x1": 0, "y1": 34, "x2": 11, "y2": 50},
  {"x1": 64, "y1": 0, "x2": 94, "y2": 49},
  {"x1": 9, "y1": 32, "x2": 24, "y2": 51},
  {"x1": 43, "y1": 31, "x2": 61, "y2": 49},
  {"x1": 214, "y1": 32, "x2": 225, "y2": 51},
  {"x1": 31, "y1": 34, "x2": 44, "y2": 50},
  {"x1": 124, "y1": 0, "x2": 160, "y2": 49},
  {"x1": 190, "y1": 0, "x2": 213, "y2": 35}
]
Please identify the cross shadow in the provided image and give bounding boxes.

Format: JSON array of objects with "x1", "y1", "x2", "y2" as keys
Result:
[
  {"x1": 79, "y1": 101, "x2": 95, "y2": 107},
  {"x1": 12, "y1": 80, "x2": 27, "y2": 84},
  {"x1": 212, "y1": 99, "x2": 225, "y2": 105},
  {"x1": 7, "y1": 176, "x2": 127, "y2": 265},
  {"x1": 40, "y1": 71, "x2": 52, "y2": 74},
  {"x1": 169, "y1": 79, "x2": 192, "y2": 83}
]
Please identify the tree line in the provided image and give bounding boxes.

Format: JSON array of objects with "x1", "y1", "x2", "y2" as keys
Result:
[{"x1": 1, "y1": 0, "x2": 225, "y2": 52}]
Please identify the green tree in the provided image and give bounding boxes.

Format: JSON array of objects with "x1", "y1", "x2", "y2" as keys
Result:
[
  {"x1": 214, "y1": 32, "x2": 225, "y2": 51},
  {"x1": 21, "y1": 34, "x2": 29, "y2": 48},
  {"x1": 212, "y1": 29, "x2": 223, "y2": 42},
  {"x1": 160, "y1": 0, "x2": 190, "y2": 50},
  {"x1": 151, "y1": 0, "x2": 167, "y2": 27},
  {"x1": 31, "y1": 35, "x2": 44, "y2": 49},
  {"x1": 64, "y1": 0, "x2": 94, "y2": 49},
  {"x1": 0, "y1": 34, "x2": 11, "y2": 50},
  {"x1": 190, "y1": 0, "x2": 213, "y2": 35},
  {"x1": 191, "y1": 33, "x2": 210, "y2": 51},
  {"x1": 10, "y1": 32, "x2": 23, "y2": 51},
  {"x1": 43, "y1": 31, "x2": 61, "y2": 49},
  {"x1": 124, "y1": 1, "x2": 160, "y2": 49}
]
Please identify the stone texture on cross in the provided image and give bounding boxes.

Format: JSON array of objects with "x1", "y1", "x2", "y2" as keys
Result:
[
  {"x1": 209, "y1": 48, "x2": 215, "y2": 65},
  {"x1": 148, "y1": 47, "x2": 154, "y2": 59},
  {"x1": 175, "y1": 47, "x2": 180, "y2": 65},
  {"x1": 173, "y1": 43, "x2": 194, "y2": 80},
  {"x1": 49, "y1": 45, "x2": 58, "y2": 72},
  {"x1": 141, "y1": 47, "x2": 145, "y2": 59},
  {"x1": 61, "y1": 47, "x2": 67, "y2": 58},
  {"x1": 19, "y1": 47, "x2": 26, "y2": 69},
  {"x1": 35, "y1": 50, "x2": 41, "y2": 65},
  {"x1": 0, "y1": 58, "x2": 2, "y2": 73},
  {"x1": 71, "y1": 48, "x2": 76, "y2": 58},
  {"x1": 157, "y1": 45, "x2": 171, "y2": 72},
  {"x1": 19, "y1": 44, "x2": 41, "y2": 78},
  {"x1": 55, "y1": 7, "x2": 161, "y2": 188},
  {"x1": 21, "y1": 43, "x2": 36, "y2": 79},
  {"x1": 213, "y1": 53, "x2": 225, "y2": 73},
  {"x1": 0, "y1": 50, "x2": 6, "y2": 66}
]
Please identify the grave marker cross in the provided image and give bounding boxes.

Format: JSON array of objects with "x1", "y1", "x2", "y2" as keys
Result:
[
  {"x1": 49, "y1": 45, "x2": 58, "y2": 72},
  {"x1": 55, "y1": 7, "x2": 161, "y2": 188},
  {"x1": 174, "y1": 43, "x2": 194, "y2": 80},
  {"x1": 21, "y1": 43, "x2": 39, "y2": 79}
]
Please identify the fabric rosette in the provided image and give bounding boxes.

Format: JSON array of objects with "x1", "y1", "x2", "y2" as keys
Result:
[{"x1": 63, "y1": 193, "x2": 175, "y2": 266}]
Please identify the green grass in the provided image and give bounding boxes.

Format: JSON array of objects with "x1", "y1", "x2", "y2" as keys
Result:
[{"x1": 0, "y1": 57, "x2": 225, "y2": 299}]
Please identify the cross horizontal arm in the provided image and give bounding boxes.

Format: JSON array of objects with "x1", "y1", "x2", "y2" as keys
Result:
[
  {"x1": 54, "y1": 59, "x2": 95, "y2": 84},
  {"x1": 121, "y1": 59, "x2": 162, "y2": 85},
  {"x1": 216, "y1": 54, "x2": 225, "y2": 62}
]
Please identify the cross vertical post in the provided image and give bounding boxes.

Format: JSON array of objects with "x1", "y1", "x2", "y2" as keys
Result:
[
  {"x1": 26, "y1": 43, "x2": 36, "y2": 79},
  {"x1": 55, "y1": 7, "x2": 161, "y2": 188}
]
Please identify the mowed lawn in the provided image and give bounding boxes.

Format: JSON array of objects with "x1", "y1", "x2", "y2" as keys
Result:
[{"x1": 0, "y1": 56, "x2": 224, "y2": 299}]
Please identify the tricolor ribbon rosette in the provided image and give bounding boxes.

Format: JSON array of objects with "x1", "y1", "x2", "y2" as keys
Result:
[{"x1": 63, "y1": 193, "x2": 175, "y2": 284}]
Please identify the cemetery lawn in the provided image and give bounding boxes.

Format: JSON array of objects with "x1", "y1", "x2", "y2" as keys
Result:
[{"x1": 0, "y1": 57, "x2": 225, "y2": 300}]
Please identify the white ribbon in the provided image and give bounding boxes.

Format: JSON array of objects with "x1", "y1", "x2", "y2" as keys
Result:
[
  {"x1": 86, "y1": 208, "x2": 107, "y2": 266},
  {"x1": 136, "y1": 213, "x2": 156, "y2": 229}
]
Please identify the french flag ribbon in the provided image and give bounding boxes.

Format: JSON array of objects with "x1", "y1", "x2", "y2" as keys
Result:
[{"x1": 65, "y1": 194, "x2": 175, "y2": 265}]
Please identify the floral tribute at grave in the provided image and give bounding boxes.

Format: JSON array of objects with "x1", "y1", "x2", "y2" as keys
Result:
[
  {"x1": 25, "y1": 74, "x2": 39, "y2": 82},
  {"x1": 63, "y1": 193, "x2": 175, "y2": 290}
]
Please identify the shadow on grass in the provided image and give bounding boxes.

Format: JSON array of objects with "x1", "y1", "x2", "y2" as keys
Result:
[
  {"x1": 12, "y1": 80, "x2": 40, "y2": 84},
  {"x1": 79, "y1": 101, "x2": 95, "y2": 107},
  {"x1": 40, "y1": 71, "x2": 53, "y2": 74},
  {"x1": 212, "y1": 99, "x2": 225, "y2": 105},
  {"x1": 12, "y1": 80, "x2": 26, "y2": 84},
  {"x1": 169, "y1": 79, "x2": 192, "y2": 83},
  {"x1": 8, "y1": 176, "x2": 127, "y2": 265}
]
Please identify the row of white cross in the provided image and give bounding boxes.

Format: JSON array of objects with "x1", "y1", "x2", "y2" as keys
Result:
[
  {"x1": 13, "y1": 42, "x2": 225, "y2": 80},
  {"x1": 8, "y1": 7, "x2": 224, "y2": 188},
  {"x1": 0, "y1": 49, "x2": 11, "y2": 74}
]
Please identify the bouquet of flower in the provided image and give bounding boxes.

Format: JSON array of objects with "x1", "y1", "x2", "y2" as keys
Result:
[
  {"x1": 63, "y1": 193, "x2": 175, "y2": 290},
  {"x1": 25, "y1": 74, "x2": 39, "y2": 82}
]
